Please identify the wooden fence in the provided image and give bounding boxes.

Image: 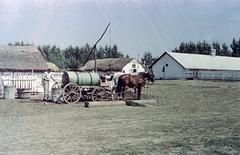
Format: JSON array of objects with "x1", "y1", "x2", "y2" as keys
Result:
[{"x1": 0, "y1": 72, "x2": 63, "y2": 97}]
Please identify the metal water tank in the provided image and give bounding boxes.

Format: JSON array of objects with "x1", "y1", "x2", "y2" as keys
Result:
[
  {"x1": 4, "y1": 86, "x2": 16, "y2": 99},
  {"x1": 62, "y1": 71, "x2": 100, "y2": 86}
]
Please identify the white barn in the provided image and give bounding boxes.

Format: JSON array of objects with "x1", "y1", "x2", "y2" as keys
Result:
[{"x1": 151, "y1": 52, "x2": 240, "y2": 80}]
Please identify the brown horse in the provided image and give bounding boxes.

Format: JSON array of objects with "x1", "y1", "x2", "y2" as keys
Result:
[{"x1": 116, "y1": 71, "x2": 155, "y2": 99}]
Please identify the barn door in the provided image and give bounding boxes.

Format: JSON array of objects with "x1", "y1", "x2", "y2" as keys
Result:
[
  {"x1": 162, "y1": 63, "x2": 168, "y2": 79},
  {"x1": 193, "y1": 70, "x2": 198, "y2": 79}
]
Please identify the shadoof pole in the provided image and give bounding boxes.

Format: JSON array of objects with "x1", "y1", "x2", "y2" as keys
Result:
[
  {"x1": 83, "y1": 23, "x2": 111, "y2": 72},
  {"x1": 94, "y1": 47, "x2": 97, "y2": 72}
]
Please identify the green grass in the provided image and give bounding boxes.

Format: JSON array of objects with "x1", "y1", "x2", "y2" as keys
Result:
[{"x1": 0, "y1": 80, "x2": 240, "y2": 154}]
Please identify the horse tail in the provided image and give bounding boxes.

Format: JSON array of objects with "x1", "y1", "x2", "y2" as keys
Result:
[{"x1": 109, "y1": 75, "x2": 114, "y2": 81}]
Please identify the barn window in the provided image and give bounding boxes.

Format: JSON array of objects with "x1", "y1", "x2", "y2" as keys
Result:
[
  {"x1": 132, "y1": 64, "x2": 136, "y2": 68},
  {"x1": 133, "y1": 69, "x2": 137, "y2": 73}
]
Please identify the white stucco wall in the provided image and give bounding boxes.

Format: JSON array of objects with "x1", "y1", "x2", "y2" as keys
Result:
[
  {"x1": 152, "y1": 54, "x2": 185, "y2": 79},
  {"x1": 196, "y1": 70, "x2": 240, "y2": 80},
  {"x1": 122, "y1": 59, "x2": 145, "y2": 74}
]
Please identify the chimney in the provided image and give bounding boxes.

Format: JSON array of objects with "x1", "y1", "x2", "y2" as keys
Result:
[{"x1": 210, "y1": 48, "x2": 216, "y2": 56}]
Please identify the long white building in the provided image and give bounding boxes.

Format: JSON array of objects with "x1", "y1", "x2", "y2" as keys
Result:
[{"x1": 151, "y1": 52, "x2": 240, "y2": 80}]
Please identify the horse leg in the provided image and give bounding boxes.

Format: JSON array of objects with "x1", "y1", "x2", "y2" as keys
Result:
[
  {"x1": 133, "y1": 87, "x2": 137, "y2": 99},
  {"x1": 116, "y1": 80, "x2": 122, "y2": 97},
  {"x1": 137, "y1": 86, "x2": 142, "y2": 100},
  {"x1": 116, "y1": 85, "x2": 121, "y2": 97},
  {"x1": 122, "y1": 86, "x2": 125, "y2": 99}
]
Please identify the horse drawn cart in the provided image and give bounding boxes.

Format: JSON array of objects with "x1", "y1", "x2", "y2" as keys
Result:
[{"x1": 61, "y1": 71, "x2": 116, "y2": 104}]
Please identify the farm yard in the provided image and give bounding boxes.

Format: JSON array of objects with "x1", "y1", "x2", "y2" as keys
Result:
[{"x1": 0, "y1": 80, "x2": 240, "y2": 154}]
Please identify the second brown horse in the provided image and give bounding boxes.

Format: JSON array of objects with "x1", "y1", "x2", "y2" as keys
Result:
[{"x1": 116, "y1": 71, "x2": 154, "y2": 99}]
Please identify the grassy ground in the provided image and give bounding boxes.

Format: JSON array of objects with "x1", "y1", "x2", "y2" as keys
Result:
[{"x1": 0, "y1": 80, "x2": 240, "y2": 154}]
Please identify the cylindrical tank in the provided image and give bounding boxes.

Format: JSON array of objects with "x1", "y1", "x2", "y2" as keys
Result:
[
  {"x1": 62, "y1": 71, "x2": 100, "y2": 86},
  {"x1": 4, "y1": 86, "x2": 16, "y2": 99}
]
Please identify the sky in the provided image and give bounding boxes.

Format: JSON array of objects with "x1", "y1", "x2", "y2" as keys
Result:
[{"x1": 0, "y1": 0, "x2": 240, "y2": 58}]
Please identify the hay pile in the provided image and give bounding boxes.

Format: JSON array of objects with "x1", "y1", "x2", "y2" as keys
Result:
[{"x1": 46, "y1": 62, "x2": 59, "y2": 72}]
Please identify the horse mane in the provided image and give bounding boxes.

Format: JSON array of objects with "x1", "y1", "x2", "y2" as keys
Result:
[
  {"x1": 138, "y1": 72, "x2": 146, "y2": 77},
  {"x1": 138, "y1": 71, "x2": 154, "y2": 82}
]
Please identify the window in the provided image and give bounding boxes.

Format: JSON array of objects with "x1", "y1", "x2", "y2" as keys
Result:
[
  {"x1": 133, "y1": 69, "x2": 137, "y2": 73},
  {"x1": 132, "y1": 64, "x2": 136, "y2": 68}
]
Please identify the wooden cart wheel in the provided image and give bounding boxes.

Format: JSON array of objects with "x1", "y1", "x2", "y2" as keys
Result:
[
  {"x1": 63, "y1": 83, "x2": 81, "y2": 104},
  {"x1": 91, "y1": 87, "x2": 107, "y2": 101}
]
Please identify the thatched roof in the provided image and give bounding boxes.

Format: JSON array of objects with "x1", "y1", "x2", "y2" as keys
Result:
[
  {"x1": 82, "y1": 58, "x2": 133, "y2": 72},
  {"x1": 0, "y1": 45, "x2": 48, "y2": 71},
  {"x1": 46, "y1": 62, "x2": 60, "y2": 72}
]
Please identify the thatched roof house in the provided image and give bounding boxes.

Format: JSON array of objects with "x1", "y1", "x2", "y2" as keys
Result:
[
  {"x1": 0, "y1": 45, "x2": 48, "y2": 72},
  {"x1": 82, "y1": 58, "x2": 145, "y2": 73}
]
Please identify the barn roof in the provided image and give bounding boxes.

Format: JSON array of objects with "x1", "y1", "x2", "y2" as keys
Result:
[
  {"x1": 152, "y1": 52, "x2": 240, "y2": 71},
  {"x1": 0, "y1": 45, "x2": 48, "y2": 71},
  {"x1": 82, "y1": 58, "x2": 133, "y2": 72}
]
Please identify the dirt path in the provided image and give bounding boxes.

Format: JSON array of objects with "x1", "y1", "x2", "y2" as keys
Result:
[{"x1": 0, "y1": 80, "x2": 240, "y2": 154}]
